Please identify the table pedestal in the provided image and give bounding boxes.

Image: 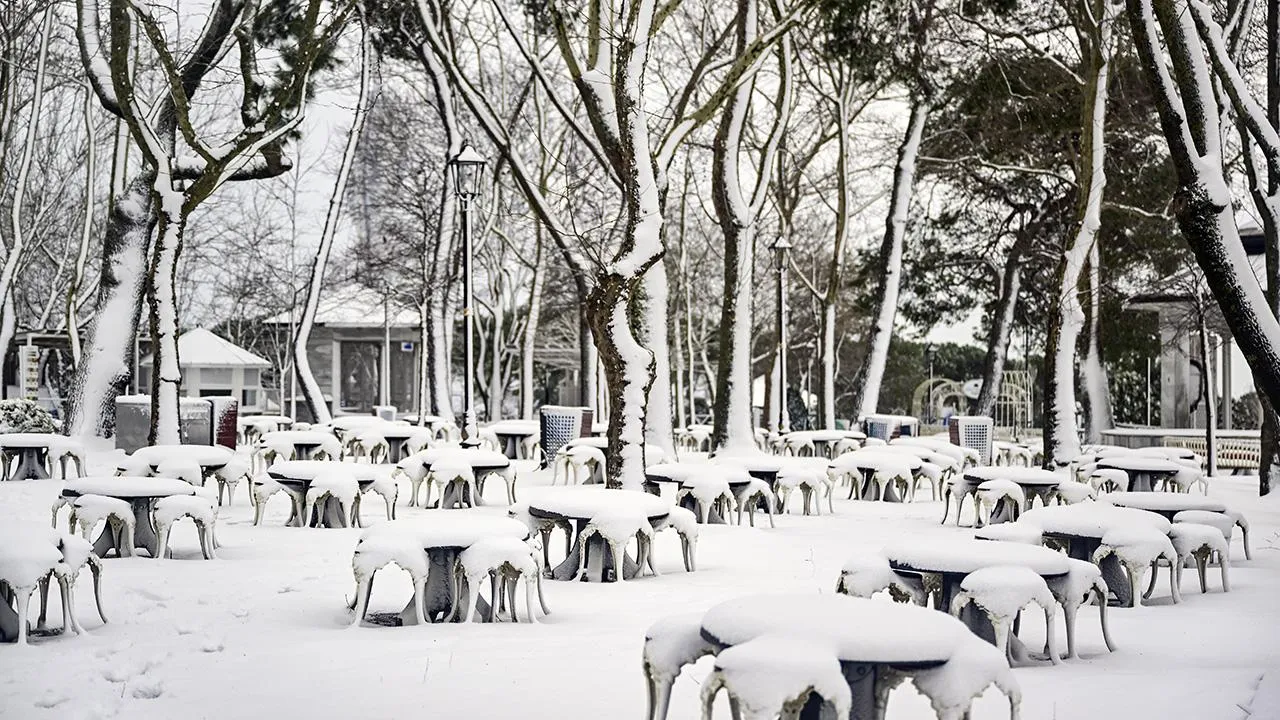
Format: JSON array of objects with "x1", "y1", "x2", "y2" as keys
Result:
[
  {"x1": 0, "y1": 584, "x2": 18, "y2": 642},
  {"x1": 549, "y1": 519, "x2": 640, "y2": 582},
  {"x1": 7, "y1": 447, "x2": 49, "y2": 480},
  {"x1": 1051, "y1": 534, "x2": 1132, "y2": 606},
  {"x1": 397, "y1": 549, "x2": 493, "y2": 624}
]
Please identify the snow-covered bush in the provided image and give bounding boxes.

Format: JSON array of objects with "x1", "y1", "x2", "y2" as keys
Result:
[{"x1": 0, "y1": 399, "x2": 56, "y2": 433}]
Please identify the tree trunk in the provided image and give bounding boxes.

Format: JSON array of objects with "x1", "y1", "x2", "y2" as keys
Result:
[
  {"x1": 487, "y1": 303, "x2": 504, "y2": 422},
  {"x1": 1198, "y1": 306, "x2": 1218, "y2": 476},
  {"x1": 67, "y1": 86, "x2": 98, "y2": 365},
  {"x1": 641, "y1": 262, "x2": 675, "y2": 453},
  {"x1": 1046, "y1": 0, "x2": 1110, "y2": 467},
  {"x1": 851, "y1": 100, "x2": 929, "y2": 416},
  {"x1": 1079, "y1": 241, "x2": 1114, "y2": 442},
  {"x1": 66, "y1": 172, "x2": 155, "y2": 438},
  {"x1": 520, "y1": 230, "x2": 545, "y2": 420},
  {"x1": 974, "y1": 235, "x2": 1029, "y2": 417},
  {"x1": 147, "y1": 193, "x2": 186, "y2": 445},
  {"x1": 1259, "y1": 0, "x2": 1279, "y2": 495}
]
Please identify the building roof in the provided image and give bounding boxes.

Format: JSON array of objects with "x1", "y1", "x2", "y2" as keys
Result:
[
  {"x1": 140, "y1": 328, "x2": 271, "y2": 368},
  {"x1": 261, "y1": 285, "x2": 420, "y2": 328}
]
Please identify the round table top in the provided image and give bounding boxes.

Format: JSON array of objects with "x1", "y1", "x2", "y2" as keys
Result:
[
  {"x1": 831, "y1": 449, "x2": 923, "y2": 472},
  {"x1": 712, "y1": 451, "x2": 786, "y2": 473},
  {"x1": 0, "y1": 432, "x2": 64, "y2": 448},
  {"x1": 409, "y1": 447, "x2": 510, "y2": 470},
  {"x1": 1096, "y1": 456, "x2": 1185, "y2": 473},
  {"x1": 963, "y1": 467, "x2": 1065, "y2": 486},
  {"x1": 1099, "y1": 492, "x2": 1227, "y2": 514},
  {"x1": 373, "y1": 425, "x2": 433, "y2": 441},
  {"x1": 883, "y1": 536, "x2": 1071, "y2": 577},
  {"x1": 782, "y1": 429, "x2": 867, "y2": 443},
  {"x1": 359, "y1": 515, "x2": 529, "y2": 550},
  {"x1": 565, "y1": 437, "x2": 608, "y2": 450},
  {"x1": 330, "y1": 416, "x2": 389, "y2": 431},
  {"x1": 239, "y1": 415, "x2": 293, "y2": 427},
  {"x1": 645, "y1": 463, "x2": 701, "y2": 483},
  {"x1": 267, "y1": 460, "x2": 390, "y2": 483},
  {"x1": 1021, "y1": 502, "x2": 1172, "y2": 537},
  {"x1": 487, "y1": 420, "x2": 540, "y2": 436},
  {"x1": 259, "y1": 430, "x2": 338, "y2": 445},
  {"x1": 701, "y1": 593, "x2": 962, "y2": 665},
  {"x1": 63, "y1": 476, "x2": 196, "y2": 500},
  {"x1": 648, "y1": 462, "x2": 753, "y2": 485},
  {"x1": 524, "y1": 486, "x2": 671, "y2": 520},
  {"x1": 129, "y1": 444, "x2": 234, "y2": 467}
]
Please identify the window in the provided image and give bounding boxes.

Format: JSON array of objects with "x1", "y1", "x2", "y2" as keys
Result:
[
  {"x1": 244, "y1": 368, "x2": 259, "y2": 385},
  {"x1": 241, "y1": 388, "x2": 259, "y2": 408},
  {"x1": 202, "y1": 367, "x2": 233, "y2": 384}
]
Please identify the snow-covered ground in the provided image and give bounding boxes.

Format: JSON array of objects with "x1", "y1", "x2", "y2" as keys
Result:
[{"x1": 1, "y1": 456, "x2": 1277, "y2": 720}]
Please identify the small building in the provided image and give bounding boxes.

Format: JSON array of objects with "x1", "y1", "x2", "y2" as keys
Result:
[
  {"x1": 138, "y1": 328, "x2": 271, "y2": 412},
  {"x1": 262, "y1": 285, "x2": 421, "y2": 420}
]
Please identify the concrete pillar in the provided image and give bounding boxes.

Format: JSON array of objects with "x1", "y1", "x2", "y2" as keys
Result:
[
  {"x1": 330, "y1": 339, "x2": 341, "y2": 417},
  {"x1": 1159, "y1": 309, "x2": 1192, "y2": 428},
  {"x1": 1222, "y1": 335, "x2": 1233, "y2": 430}
]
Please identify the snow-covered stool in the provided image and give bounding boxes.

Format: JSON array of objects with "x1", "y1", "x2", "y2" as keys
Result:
[
  {"x1": 0, "y1": 524, "x2": 67, "y2": 644},
  {"x1": 153, "y1": 495, "x2": 218, "y2": 560},
  {"x1": 428, "y1": 460, "x2": 479, "y2": 509},
  {"x1": 1164, "y1": 523, "x2": 1230, "y2": 595},
  {"x1": 350, "y1": 525, "x2": 431, "y2": 626},
  {"x1": 49, "y1": 438, "x2": 87, "y2": 480},
  {"x1": 396, "y1": 451, "x2": 434, "y2": 507},
  {"x1": 701, "y1": 634, "x2": 851, "y2": 720},
  {"x1": 975, "y1": 479, "x2": 1026, "y2": 527},
  {"x1": 908, "y1": 633, "x2": 1023, "y2": 720},
  {"x1": 70, "y1": 495, "x2": 137, "y2": 558},
  {"x1": 213, "y1": 451, "x2": 253, "y2": 506},
  {"x1": 520, "y1": 435, "x2": 542, "y2": 464},
  {"x1": 1051, "y1": 480, "x2": 1096, "y2": 505},
  {"x1": 1005, "y1": 445, "x2": 1034, "y2": 467},
  {"x1": 950, "y1": 565, "x2": 1060, "y2": 665},
  {"x1": 731, "y1": 477, "x2": 776, "y2": 528},
  {"x1": 360, "y1": 469, "x2": 399, "y2": 523},
  {"x1": 1092, "y1": 526, "x2": 1180, "y2": 607},
  {"x1": 833, "y1": 437, "x2": 862, "y2": 456},
  {"x1": 303, "y1": 470, "x2": 362, "y2": 528},
  {"x1": 35, "y1": 532, "x2": 105, "y2": 635},
  {"x1": 645, "y1": 506, "x2": 699, "y2": 574},
  {"x1": 508, "y1": 503, "x2": 572, "y2": 571},
  {"x1": 973, "y1": 523, "x2": 1044, "y2": 545},
  {"x1": 451, "y1": 536, "x2": 545, "y2": 623},
  {"x1": 835, "y1": 552, "x2": 926, "y2": 605},
  {"x1": 50, "y1": 496, "x2": 74, "y2": 531},
  {"x1": 911, "y1": 461, "x2": 945, "y2": 502},
  {"x1": 556, "y1": 445, "x2": 605, "y2": 486},
  {"x1": 775, "y1": 465, "x2": 831, "y2": 516},
  {"x1": 350, "y1": 429, "x2": 390, "y2": 464},
  {"x1": 780, "y1": 435, "x2": 816, "y2": 457},
  {"x1": 1172, "y1": 509, "x2": 1244, "y2": 561},
  {"x1": 675, "y1": 474, "x2": 735, "y2": 524},
  {"x1": 574, "y1": 511, "x2": 654, "y2": 583},
  {"x1": 1088, "y1": 468, "x2": 1129, "y2": 493},
  {"x1": 641, "y1": 613, "x2": 717, "y2": 720},
  {"x1": 1044, "y1": 558, "x2": 1114, "y2": 658},
  {"x1": 1226, "y1": 509, "x2": 1252, "y2": 560},
  {"x1": 250, "y1": 475, "x2": 289, "y2": 526},
  {"x1": 1165, "y1": 465, "x2": 1207, "y2": 493}
]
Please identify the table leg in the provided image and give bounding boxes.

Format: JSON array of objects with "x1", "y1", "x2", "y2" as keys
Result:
[
  {"x1": 549, "y1": 520, "x2": 640, "y2": 582},
  {"x1": 0, "y1": 583, "x2": 18, "y2": 642},
  {"x1": 387, "y1": 443, "x2": 404, "y2": 464},
  {"x1": 281, "y1": 487, "x2": 307, "y2": 527},
  {"x1": 319, "y1": 498, "x2": 348, "y2": 528},
  {"x1": 12, "y1": 448, "x2": 49, "y2": 480}
]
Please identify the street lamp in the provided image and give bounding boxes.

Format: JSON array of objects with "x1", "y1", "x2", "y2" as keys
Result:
[
  {"x1": 923, "y1": 343, "x2": 937, "y2": 425},
  {"x1": 450, "y1": 141, "x2": 486, "y2": 446},
  {"x1": 772, "y1": 236, "x2": 792, "y2": 434}
]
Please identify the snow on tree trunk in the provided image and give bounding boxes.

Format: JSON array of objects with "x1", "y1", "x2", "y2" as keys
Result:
[
  {"x1": 641, "y1": 263, "x2": 675, "y2": 454},
  {"x1": 416, "y1": 301, "x2": 431, "y2": 422},
  {"x1": 851, "y1": 100, "x2": 929, "y2": 417},
  {"x1": 974, "y1": 236, "x2": 1028, "y2": 417},
  {"x1": 66, "y1": 174, "x2": 154, "y2": 438},
  {"x1": 67, "y1": 86, "x2": 98, "y2": 365},
  {"x1": 294, "y1": 25, "x2": 373, "y2": 425},
  {"x1": 520, "y1": 232, "x2": 545, "y2": 420},
  {"x1": 147, "y1": 196, "x2": 186, "y2": 445},
  {"x1": 1046, "y1": 1, "x2": 1110, "y2": 467},
  {"x1": 487, "y1": 301, "x2": 505, "y2": 422},
  {"x1": 1079, "y1": 241, "x2": 1114, "y2": 443},
  {"x1": 819, "y1": 302, "x2": 836, "y2": 428}
]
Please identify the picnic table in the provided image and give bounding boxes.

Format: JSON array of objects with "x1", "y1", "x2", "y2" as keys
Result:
[
  {"x1": 0, "y1": 433, "x2": 62, "y2": 480},
  {"x1": 371, "y1": 515, "x2": 530, "y2": 624},
  {"x1": 266, "y1": 461, "x2": 386, "y2": 528},
  {"x1": 1095, "y1": 455, "x2": 1186, "y2": 492},
  {"x1": 486, "y1": 419, "x2": 540, "y2": 459},
  {"x1": 1020, "y1": 503, "x2": 1171, "y2": 606},
  {"x1": 525, "y1": 486, "x2": 670, "y2": 582},
  {"x1": 700, "y1": 594, "x2": 964, "y2": 720},
  {"x1": 1098, "y1": 491, "x2": 1228, "y2": 521},
  {"x1": 62, "y1": 476, "x2": 196, "y2": 557}
]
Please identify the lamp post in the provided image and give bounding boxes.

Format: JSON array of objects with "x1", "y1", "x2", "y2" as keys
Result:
[
  {"x1": 450, "y1": 141, "x2": 486, "y2": 446},
  {"x1": 924, "y1": 343, "x2": 937, "y2": 425},
  {"x1": 772, "y1": 236, "x2": 792, "y2": 434}
]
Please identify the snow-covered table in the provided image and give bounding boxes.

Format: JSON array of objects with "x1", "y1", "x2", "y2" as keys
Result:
[
  {"x1": 400, "y1": 447, "x2": 514, "y2": 507},
  {"x1": 124, "y1": 444, "x2": 234, "y2": 481},
  {"x1": 780, "y1": 429, "x2": 866, "y2": 458},
  {"x1": 830, "y1": 450, "x2": 921, "y2": 501},
  {"x1": 524, "y1": 487, "x2": 670, "y2": 582},
  {"x1": 357, "y1": 515, "x2": 530, "y2": 624},
  {"x1": 266, "y1": 461, "x2": 385, "y2": 528},
  {"x1": 237, "y1": 414, "x2": 293, "y2": 444},
  {"x1": 645, "y1": 462, "x2": 752, "y2": 523},
  {"x1": 358, "y1": 425, "x2": 431, "y2": 463},
  {"x1": 329, "y1": 415, "x2": 388, "y2": 441},
  {"x1": 257, "y1": 430, "x2": 341, "y2": 461},
  {"x1": 963, "y1": 467, "x2": 1064, "y2": 511},
  {"x1": 1098, "y1": 492, "x2": 1228, "y2": 521},
  {"x1": 700, "y1": 594, "x2": 963, "y2": 720},
  {"x1": 0, "y1": 433, "x2": 62, "y2": 481},
  {"x1": 486, "y1": 420, "x2": 540, "y2": 459},
  {"x1": 1095, "y1": 455, "x2": 1185, "y2": 492},
  {"x1": 62, "y1": 476, "x2": 196, "y2": 557},
  {"x1": 1020, "y1": 504, "x2": 1172, "y2": 606}
]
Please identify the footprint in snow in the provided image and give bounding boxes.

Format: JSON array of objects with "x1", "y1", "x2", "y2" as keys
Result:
[
  {"x1": 34, "y1": 690, "x2": 69, "y2": 708},
  {"x1": 278, "y1": 586, "x2": 298, "y2": 594},
  {"x1": 198, "y1": 635, "x2": 224, "y2": 653},
  {"x1": 130, "y1": 679, "x2": 164, "y2": 700},
  {"x1": 231, "y1": 609, "x2": 250, "y2": 619}
]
